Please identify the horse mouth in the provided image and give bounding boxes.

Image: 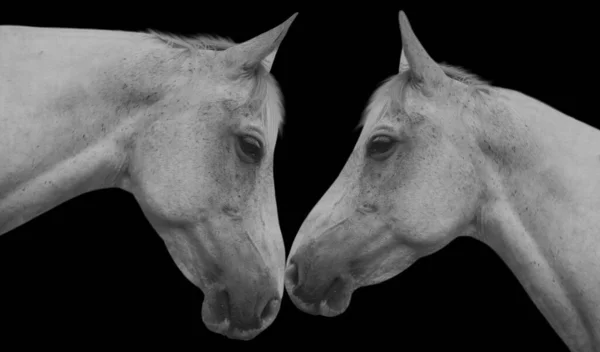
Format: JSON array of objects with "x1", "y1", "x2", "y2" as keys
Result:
[{"x1": 285, "y1": 270, "x2": 355, "y2": 317}]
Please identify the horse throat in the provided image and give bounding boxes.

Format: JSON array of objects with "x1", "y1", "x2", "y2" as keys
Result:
[
  {"x1": 0, "y1": 128, "x2": 131, "y2": 236},
  {"x1": 471, "y1": 91, "x2": 600, "y2": 351}
]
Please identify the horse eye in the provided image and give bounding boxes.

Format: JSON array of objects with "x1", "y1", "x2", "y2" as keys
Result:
[
  {"x1": 366, "y1": 135, "x2": 397, "y2": 160},
  {"x1": 237, "y1": 135, "x2": 263, "y2": 164}
]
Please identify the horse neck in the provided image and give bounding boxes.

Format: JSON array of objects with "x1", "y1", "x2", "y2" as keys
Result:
[
  {"x1": 0, "y1": 27, "x2": 167, "y2": 236},
  {"x1": 471, "y1": 88, "x2": 600, "y2": 350}
]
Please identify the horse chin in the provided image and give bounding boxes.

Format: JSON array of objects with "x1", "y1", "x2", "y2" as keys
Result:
[
  {"x1": 204, "y1": 318, "x2": 231, "y2": 337},
  {"x1": 201, "y1": 285, "x2": 234, "y2": 337},
  {"x1": 320, "y1": 286, "x2": 354, "y2": 317}
]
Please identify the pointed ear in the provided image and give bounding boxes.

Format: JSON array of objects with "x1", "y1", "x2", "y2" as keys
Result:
[
  {"x1": 261, "y1": 48, "x2": 279, "y2": 72},
  {"x1": 398, "y1": 11, "x2": 448, "y2": 90},
  {"x1": 219, "y1": 13, "x2": 297, "y2": 75},
  {"x1": 399, "y1": 49, "x2": 409, "y2": 73}
]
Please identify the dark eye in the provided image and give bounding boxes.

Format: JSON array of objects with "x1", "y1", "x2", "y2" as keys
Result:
[
  {"x1": 237, "y1": 135, "x2": 264, "y2": 164},
  {"x1": 366, "y1": 135, "x2": 397, "y2": 160}
]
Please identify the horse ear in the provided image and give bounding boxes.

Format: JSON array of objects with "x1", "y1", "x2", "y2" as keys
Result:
[
  {"x1": 219, "y1": 13, "x2": 297, "y2": 74},
  {"x1": 399, "y1": 49, "x2": 410, "y2": 73},
  {"x1": 398, "y1": 11, "x2": 448, "y2": 90},
  {"x1": 261, "y1": 49, "x2": 279, "y2": 72}
]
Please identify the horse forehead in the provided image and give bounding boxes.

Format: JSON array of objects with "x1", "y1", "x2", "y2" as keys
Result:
[
  {"x1": 214, "y1": 82, "x2": 250, "y2": 100},
  {"x1": 403, "y1": 94, "x2": 468, "y2": 132},
  {"x1": 372, "y1": 103, "x2": 428, "y2": 132},
  {"x1": 173, "y1": 83, "x2": 251, "y2": 113},
  {"x1": 232, "y1": 103, "x2": 264, "y2": 123}
]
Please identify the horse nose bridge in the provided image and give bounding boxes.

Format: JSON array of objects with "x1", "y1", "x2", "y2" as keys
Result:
[
  {"x1": 219, "y1": 225, "x2": 285, "y2": 292},
  {"x1": 290, "y1": 207, "x2": 351, "y2": 260},
  {"x1": 311, "y1": 194, "x2": 348, "y2": 225},
  {"x1": 225, "y1": 256, "x2": 281, "y2": 302},
  {"x1": 230, "y1": 228, "x2": 272, "y2": 270}
]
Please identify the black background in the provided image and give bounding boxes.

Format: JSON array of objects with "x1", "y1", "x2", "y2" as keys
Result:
[{"x1": 0, "y1": 3, "x2": 593, "y2": 351}]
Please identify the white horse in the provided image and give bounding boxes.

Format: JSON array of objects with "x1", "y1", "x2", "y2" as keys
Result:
[
  {"x1": 284, "y1": 11, "x2": 599, "y2": 351},
  {"x1": 0, "y1": 13, "x2": 297, "y2": 340}
]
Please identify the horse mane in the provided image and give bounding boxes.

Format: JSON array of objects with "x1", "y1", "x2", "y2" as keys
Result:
[
  {"x1": 147, "y1": 30, "x2": 236, "y2": 51},
  {"x1": 146, "y1": 30, "x2": 284, "y2": 142},
  {"x1": 359, "y1": 63, "x2": 492, "y2": 128}
]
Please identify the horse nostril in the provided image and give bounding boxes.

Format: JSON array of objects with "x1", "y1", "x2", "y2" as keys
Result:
[
  {"x1": 285, "y1": 261, "x2": 299, "y2": 288},
  {"x1": 260, "y1": 297, "x2": 280, "y2": 323}
]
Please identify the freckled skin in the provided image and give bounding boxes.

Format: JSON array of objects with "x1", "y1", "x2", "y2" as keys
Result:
[
  {"x1": 286, "y1": 11, "x2": 600, "y2": 351},
  {"x1": 0, "y1": 15, "x2": 296, "y2": 341}
]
